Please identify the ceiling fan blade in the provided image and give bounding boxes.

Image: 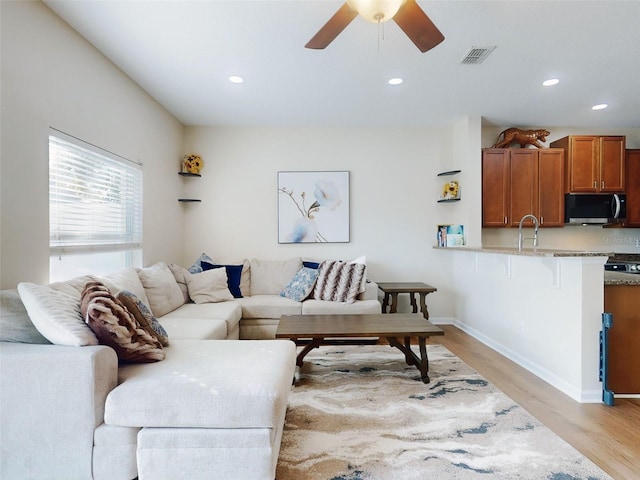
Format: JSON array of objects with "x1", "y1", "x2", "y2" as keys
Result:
[
  {"x1": 305, "y1": 3, "x2": 358, "y2": 49},
  {"x1": 393, "y1": 0, "x2": 445, "y2": 53}
]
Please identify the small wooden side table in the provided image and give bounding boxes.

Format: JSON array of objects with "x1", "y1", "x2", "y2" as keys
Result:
[{"x1": 377, "y1": 282, "x2": 437, "y2": 320}]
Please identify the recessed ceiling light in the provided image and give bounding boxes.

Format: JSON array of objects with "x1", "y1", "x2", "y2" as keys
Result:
[
  {"x1": 592, "y1": 103, "x2": 608, "y2": 110},
  {"x1": 542, "y1": 78, "x2": 559, "y2": 86},
  {"x1": 229, "y1": 75, "x2": 244, "y2": 84},
  {"x1": 388, "y1": 77, "x2": 403, "y2": 86}
]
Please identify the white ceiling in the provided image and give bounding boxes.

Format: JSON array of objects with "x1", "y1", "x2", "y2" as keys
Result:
[{"x1": 44, "y1": 0, "x2": 640, "y2": 129}]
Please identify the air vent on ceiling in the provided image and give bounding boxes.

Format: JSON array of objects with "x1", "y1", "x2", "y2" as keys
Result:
[{"x1": 460, "y1": 46, "x2": 496, "y2": 65}]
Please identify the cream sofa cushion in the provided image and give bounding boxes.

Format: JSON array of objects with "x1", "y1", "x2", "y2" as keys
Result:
[
  {"x1": 168, "y1": 263, "x2": 191, "y2": 304},
  {"x1": 302, "y1": 299, "x2": 382, "y2": 315},
  {"x1": 104, "y1": 339, "x2": 296, "y2": 428},
  {"x1": 185, "y1": 269, "x2": 234, "y2": 304},
  {"x1": 250, "y1": 258, "x2": 301, "y2": 295},
  {"x1": 160, "y1": 301, "x2": 242, "y2": 339},
  {"x1": 158, "y1": 318, "x2": 228, "y2": 340},
  {"x1": 96, "y1": 268, "x2": 150, "y2": 308},
  {"x1": 137, "y1": 262, "x2": 184, "y2": 316},
  {"x1": 236, "y1": 295, "x2": 302, "y2": 319}
]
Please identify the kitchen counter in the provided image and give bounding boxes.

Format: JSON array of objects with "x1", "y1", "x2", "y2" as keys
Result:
[
  {"x1": 434, "y1": 246, "x2": 612, "y2": 257},
  {"x1": 604, "y1": 271, "x2": 640, "y2": 286},
  {"x1": 436, "y1": 246, "x2": 608, "y2": 402}
]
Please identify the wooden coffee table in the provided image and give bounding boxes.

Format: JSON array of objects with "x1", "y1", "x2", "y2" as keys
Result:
[{"x1": 275, "y1": 313, "x2": 444, "y2": 383}]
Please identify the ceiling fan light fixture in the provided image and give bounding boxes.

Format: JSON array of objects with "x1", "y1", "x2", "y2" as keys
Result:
[{"x1": 346, "y1": 0, "x2": 406, "y2": 23}]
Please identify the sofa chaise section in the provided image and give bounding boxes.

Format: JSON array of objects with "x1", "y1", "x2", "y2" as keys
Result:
[{"x1": 104, "y1": 339, "x2": 296, "y2": 480}]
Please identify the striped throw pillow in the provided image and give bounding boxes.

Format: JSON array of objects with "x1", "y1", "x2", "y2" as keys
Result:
[{"x1": 313, "y1": 260, "x2": 366, "y2": 304}]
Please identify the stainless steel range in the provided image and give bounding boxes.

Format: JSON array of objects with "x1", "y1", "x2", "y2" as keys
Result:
[{"x1": 605, "y1": 255, "x2": 640, "y2": 274}]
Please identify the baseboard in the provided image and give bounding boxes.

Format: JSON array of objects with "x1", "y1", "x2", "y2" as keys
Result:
[
  {"x1": 452, "y1": 319, "x2": 602, "y2": 404},
  {"x1": 427, "y1": 316, "x2": 455, "y2": 326}
]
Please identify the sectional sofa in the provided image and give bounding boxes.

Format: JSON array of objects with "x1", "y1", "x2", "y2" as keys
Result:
[{"x1": 0, "y1": 255, "x2": 380, "y2": 480}]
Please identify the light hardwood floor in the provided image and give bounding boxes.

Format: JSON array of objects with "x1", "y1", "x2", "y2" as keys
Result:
[{"x1": 425, "y1": 325, "x2": 640, "y2": 480}]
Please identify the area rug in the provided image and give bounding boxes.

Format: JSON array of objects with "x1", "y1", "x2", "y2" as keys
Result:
[{"x1": 276, "y1": 344, "x2": 611, "y2": 480}]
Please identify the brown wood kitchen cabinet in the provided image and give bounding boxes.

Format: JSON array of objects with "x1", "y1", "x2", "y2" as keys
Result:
[
  {"x1": 624, "y1": 149, "x2": 640, "y2": 227},
  {"x1": 482, "y1": 148, "x2": 564, "y2": 227},
  {"x1": 550, "y1": 135, "x2": 625, "y2": 193},
  {"x1": 605, "y1": 284, "x2": 640, "y2": 394},
  {"x1": 482, "y1": 149, "x2": 510, "y2": 227}
]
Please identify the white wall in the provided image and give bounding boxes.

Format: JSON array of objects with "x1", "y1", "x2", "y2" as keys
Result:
[
  {"x1": 0, "y1": 1, "x2": 185, "y2": 288},
  {"x1": 481, "y1": 125, "x2": 640, "y2": 253},
  {"x1": 183, "y1": 122, "x2": 482, "y2": 320}
]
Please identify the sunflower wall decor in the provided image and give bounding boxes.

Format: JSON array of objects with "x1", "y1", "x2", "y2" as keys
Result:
[
  {"x1": 181, "y1": 154, "x2": 204, "y2": 174},
  {"x1": 439, "y1": 180, "x2": 460, "y2": 201}
]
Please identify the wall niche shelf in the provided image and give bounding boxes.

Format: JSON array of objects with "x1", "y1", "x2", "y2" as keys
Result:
[
  {"x1": 178, "y1": 171, "x2": 201, "y2": 202},
  {"x1": 437, "y1": 169, "x2": 461, "y2": 202},
  {"x1": 437, "y1": 169, "x2": 461, "y2": 177}
]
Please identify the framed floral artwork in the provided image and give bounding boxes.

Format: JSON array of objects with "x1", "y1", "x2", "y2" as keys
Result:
[{"x1": 278, "y1": 171, "x2": 350, "y2": 243}]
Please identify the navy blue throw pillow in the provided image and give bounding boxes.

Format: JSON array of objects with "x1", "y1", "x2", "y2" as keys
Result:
[
  {"x1": 201, "y1": 262, "x2": 243, "y2": 298},
  {"x1": 302, "y1": 261, "x2": 320, "y2": 270}
]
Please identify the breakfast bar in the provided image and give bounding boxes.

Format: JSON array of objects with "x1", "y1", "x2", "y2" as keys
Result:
[{"x1": 435, "y1": 246, "x2": 611, "y2": 403}]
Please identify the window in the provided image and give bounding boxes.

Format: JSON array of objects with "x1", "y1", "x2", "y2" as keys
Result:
[{"x1": 49, "y1": 129, "x2": 142, "y2": 282}]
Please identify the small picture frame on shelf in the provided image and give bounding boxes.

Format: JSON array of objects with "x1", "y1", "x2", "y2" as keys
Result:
[{"x1": 437, "y1": 224, "x2": 465, "y2": 247}]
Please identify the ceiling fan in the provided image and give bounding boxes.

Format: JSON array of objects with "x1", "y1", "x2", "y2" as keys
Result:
[{"x1": 305, "y1": 0, "x2": 444, "y2": 52}]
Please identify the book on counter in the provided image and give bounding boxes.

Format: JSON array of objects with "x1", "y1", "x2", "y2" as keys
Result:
[{"x1": 437, "y1": 224, "x2": 465, "y2": 247}]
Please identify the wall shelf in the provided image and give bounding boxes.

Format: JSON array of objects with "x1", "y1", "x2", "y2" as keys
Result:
[
  {"x1": 179, "y1": 171, "x2": 201, "y2": 202},
  {"x1": 437, "y1": 169, "x2": 461, "y2": 202}
]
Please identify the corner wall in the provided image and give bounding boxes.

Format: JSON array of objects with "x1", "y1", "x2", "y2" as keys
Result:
[{"x1": 0, "y1": 1, "x2": 185, "y2": 288}]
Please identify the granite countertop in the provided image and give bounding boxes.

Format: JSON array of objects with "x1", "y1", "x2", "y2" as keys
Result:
[
  {"x1": 433, "y1": 246, "x2": 612, "y2": 257},
  {"x1": 605, "y1": 271, "x2": 640, "y2": 286}
]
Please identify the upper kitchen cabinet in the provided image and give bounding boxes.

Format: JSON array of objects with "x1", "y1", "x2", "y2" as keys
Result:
[
  {"x1": 482, "y1": 149, "x2": 510, "y2": 227},
  {"x1": 625, "y1": 149, "x2": 640, "y2": 227},
  {"x1": 550, "y1": 135, "x2": 625, "y2": 193},
  {"x1": 482, "y1": 148, "x2": 564, "y2": 227}
]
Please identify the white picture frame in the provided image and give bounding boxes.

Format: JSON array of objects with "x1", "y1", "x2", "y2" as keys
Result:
[{"x1": 278, "y1": 171, "x2": 350, "y2": 243}]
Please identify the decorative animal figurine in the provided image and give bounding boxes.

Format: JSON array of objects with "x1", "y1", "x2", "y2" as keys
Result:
[{"x1": 492, "y1": 128, "x2": 550, "y2": 149}]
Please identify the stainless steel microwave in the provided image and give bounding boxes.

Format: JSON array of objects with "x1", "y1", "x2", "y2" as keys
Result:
[{"x1": 564, "y1": 193, "x2": 626, "y2": 224}]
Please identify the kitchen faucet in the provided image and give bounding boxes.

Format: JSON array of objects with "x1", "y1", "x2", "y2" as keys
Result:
[{"x1": 518, "y1": 214, "x2": 539, "y2": 251}]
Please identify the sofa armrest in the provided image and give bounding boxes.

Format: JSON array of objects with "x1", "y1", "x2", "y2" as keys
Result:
[
  {"x1": 358, "y1": 280, "x2": 379, "y2": 301},
  {"x1": 0, "y1": 343, "x2": 118, "y2": 479}
]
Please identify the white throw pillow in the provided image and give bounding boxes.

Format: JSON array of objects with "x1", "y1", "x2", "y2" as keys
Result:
[
  {"x1": 137, "y1": 262, "x2": 185, "y2": 317},
  {"x1": 17, "y1": 282, "x2": 98, "y2": 346},
  {"x1": 185, "y1": 269, "x2": 234, "y2": 304}
]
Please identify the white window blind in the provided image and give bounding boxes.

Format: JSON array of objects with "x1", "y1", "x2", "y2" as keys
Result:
[{"x1": 49, "y1": 130, "x2": 142, "y2": 280}]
